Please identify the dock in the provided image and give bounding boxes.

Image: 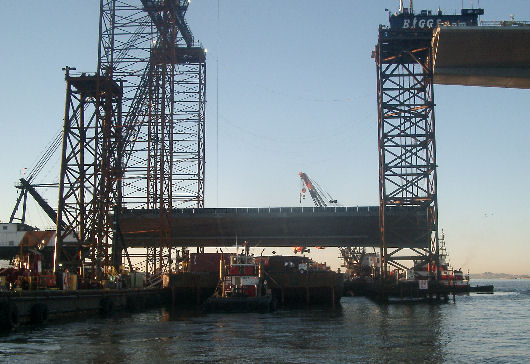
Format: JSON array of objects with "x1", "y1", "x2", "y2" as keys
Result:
[{"x1": 0, "y1": 288, "x2": 170, "y2": 330}]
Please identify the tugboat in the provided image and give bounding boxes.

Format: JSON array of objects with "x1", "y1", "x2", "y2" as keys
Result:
[
  {"x1": 407, "y1": 232, "x2": 493, "y2": 293},
  {"x1": 203, "y1": 251, "x2": 276, "y2": 313},
  {"x1": 407, "y1": 232, "x2": 470, "y2": 288}
]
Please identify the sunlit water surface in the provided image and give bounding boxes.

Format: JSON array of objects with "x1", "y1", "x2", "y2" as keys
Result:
[{"x1": 1, "y1": 279, "x2": 529, "y2": 363}]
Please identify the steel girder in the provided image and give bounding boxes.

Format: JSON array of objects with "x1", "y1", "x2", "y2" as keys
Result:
[{"x1": 376, "y1": 27, "x2": 439, "y2": 278}]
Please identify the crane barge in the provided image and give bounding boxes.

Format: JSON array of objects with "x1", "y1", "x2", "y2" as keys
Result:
[{"x1": 297, "y1": 172, "x2": 371, "y2": 277}]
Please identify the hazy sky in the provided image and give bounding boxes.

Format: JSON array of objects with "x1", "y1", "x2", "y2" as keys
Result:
[{"x1": 0, "y1": 1, "x2": 528, "y2": 274}]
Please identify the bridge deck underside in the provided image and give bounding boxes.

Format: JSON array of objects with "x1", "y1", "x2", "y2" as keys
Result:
[
  {"x1": 433, "y1": 27, "x2": 530, "y2": 89},
  {"x1": 117, "y1": 207, "x2": 429, "y2": 249}
]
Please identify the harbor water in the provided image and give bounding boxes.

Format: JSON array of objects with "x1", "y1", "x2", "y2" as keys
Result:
[{"x1": 1, "y1": 279, "x2": 529, "y2": 363}]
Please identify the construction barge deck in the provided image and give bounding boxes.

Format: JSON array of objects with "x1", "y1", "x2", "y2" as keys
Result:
[
  {"x1": 343, "y1": 279, "x2": 494, "y2": 303},
  {"x1": 170, "y1": 254, "x2": 343, "y2": 308},
  {"x1": 171, "y1": 270, "x2": 343, "y2": 307}
]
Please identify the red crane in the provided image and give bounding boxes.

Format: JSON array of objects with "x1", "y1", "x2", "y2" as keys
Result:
[
  {"x1": 298, "y1": 172, "x2": 338, "y2": 208},
  {"x1": 297, "y1": 172, "x2": 367, "y2": 274},
  {"x1": 294, "y1": 172, "x2": 339, "y2": 254}
]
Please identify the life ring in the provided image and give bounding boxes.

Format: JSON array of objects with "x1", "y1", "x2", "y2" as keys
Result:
[{"x1": 30, "y1": 303, "x2": 49, "y2": 324}]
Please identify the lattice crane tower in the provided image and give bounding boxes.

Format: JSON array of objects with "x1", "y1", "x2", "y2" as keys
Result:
[{"x1": 56, "y1": 0, "x2": 206, "y2": 277}]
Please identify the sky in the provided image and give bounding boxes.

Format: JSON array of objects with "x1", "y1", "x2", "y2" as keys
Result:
[{"x1": 0, "y1": 0, "x2": 528, "y2": 274}]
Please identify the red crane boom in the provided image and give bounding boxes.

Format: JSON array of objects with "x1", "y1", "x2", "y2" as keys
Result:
[
  {"x1": 294, "y1": 172, "x2": 339, "y2": 254},
  {"x1": 298, "y1": 172, "x2": 338, "y2": 208}
]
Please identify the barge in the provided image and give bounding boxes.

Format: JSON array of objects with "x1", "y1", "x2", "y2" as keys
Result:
[
  {"x1": 170, "y1": 253, "x2": 343, "y2": 307},
  {"x1": 342, "y1": 232, "x2": 494, "y2": 300}
]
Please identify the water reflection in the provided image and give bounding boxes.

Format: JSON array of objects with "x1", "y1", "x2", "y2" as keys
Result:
[
  {"x1": 1, "y1": 303, "x2": 445, "y2": 363},
  {"x1": 2, "y1": 283, "x2": 529, "y2": 363},
  {"x1": 373, "y1": 303, "x2": 444, "y2": 363}
]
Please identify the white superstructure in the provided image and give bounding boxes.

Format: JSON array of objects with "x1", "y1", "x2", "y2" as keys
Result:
[{"x1": 0, "y1": 223, "x2": 37, "y2": 247}]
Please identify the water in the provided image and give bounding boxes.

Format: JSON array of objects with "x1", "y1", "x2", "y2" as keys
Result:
[{"x1": 1, "y1": 279, "x2": 529, "y2": 363}]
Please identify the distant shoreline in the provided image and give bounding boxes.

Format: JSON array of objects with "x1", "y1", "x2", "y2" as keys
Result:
[{"x1": 470, "y1": 273, "x2": 530, "y2": 280}]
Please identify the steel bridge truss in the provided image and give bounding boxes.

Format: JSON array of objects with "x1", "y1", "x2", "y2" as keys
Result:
[{"x1": 376, "y1": 27, "x2": 439, "y2": 278}]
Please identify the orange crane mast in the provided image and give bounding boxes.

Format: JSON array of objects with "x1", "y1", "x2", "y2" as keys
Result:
[
  {"x1": 296, "y1": 172, "x2": 366, "y2": 275},
  {"x1": 298, "y1": 172, "x2": 338, "y2": 208}
]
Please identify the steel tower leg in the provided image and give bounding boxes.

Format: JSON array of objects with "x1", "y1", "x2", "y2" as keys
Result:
[
  {"x1": 56, "y1": 69, "x2": 123, "y2": 278},
  {"x1": 376, "y1": 27, "x2": 439, "y2": 281}
]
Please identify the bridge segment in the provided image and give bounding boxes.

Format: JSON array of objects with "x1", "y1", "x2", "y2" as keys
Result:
[
  {"x1": 117, "y1": 207, "x2": 429, "y2": 249},
  {"x1": 433, "y1": 26, "x2": 530, "y2": 88}
]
